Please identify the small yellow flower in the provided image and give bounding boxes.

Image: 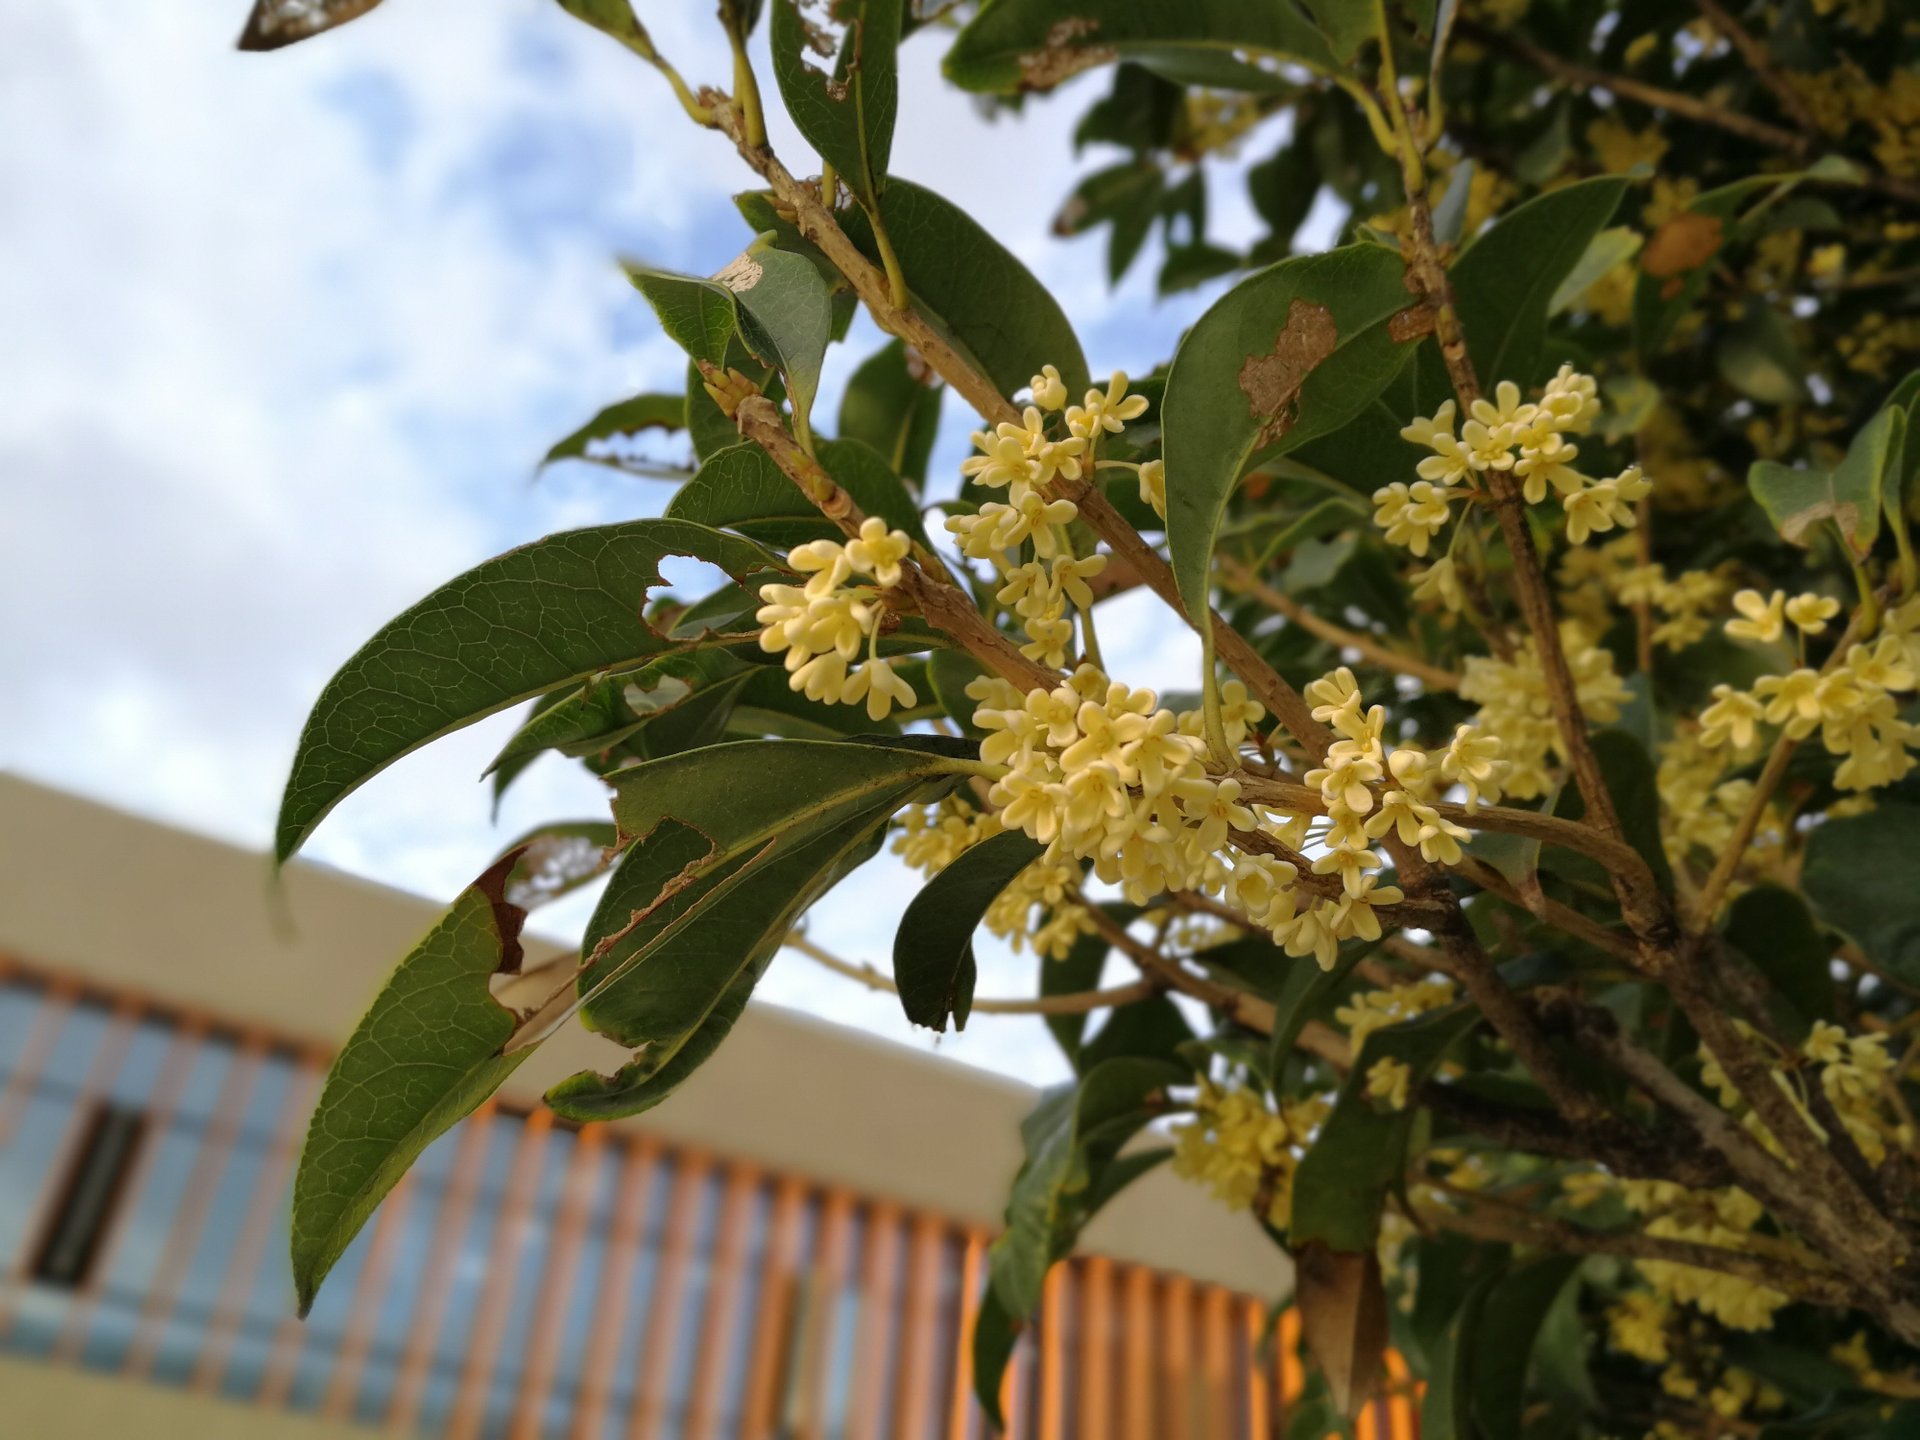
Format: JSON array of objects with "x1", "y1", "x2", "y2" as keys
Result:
[
  {"x1": 1726, "y1": 588, "x2": 1787, "y2": 644},
  {"x1": 1365, "y1": 1057, "x2": 1412, "y2": 1111},
  {"x1": 1785, "y1": 591, "x2": 1840, "y2": 634}
]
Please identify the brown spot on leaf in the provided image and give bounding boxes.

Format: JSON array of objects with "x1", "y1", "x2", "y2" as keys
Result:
[
  {"x1": 1389, "y1": 303, "x2": 1437, "y2": 343},
  {"x1": 472, "y1": 847, "x2": 531, "y2": 977},
  {"x1": 1295, "y1": 1243, "x2": 1388, "y2": 1419},
  {"x1": 1239, "y1": 298, "x2": 1340, "y2": 447},
  {"x1": 715, "y1": 253, "x2": 764, "y2": 293},
  {"x1": 1641, "y1": 212, "x2": 1723, "y2": 279},
  {"x1": 1016, "y1": 19, "x2": 1115, "y2": 90}
]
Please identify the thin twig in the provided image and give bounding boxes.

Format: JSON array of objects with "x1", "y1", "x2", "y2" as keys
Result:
[
  {"x1": 1218, "y1": 556, "x2": 1462, "y2": 690},
  {"x1": 784, "y1": 931, "x2": 1159, "y2": 1016},
  {"x1": 1691, "y1": 0, "x2": 1824, "y2": 137}
]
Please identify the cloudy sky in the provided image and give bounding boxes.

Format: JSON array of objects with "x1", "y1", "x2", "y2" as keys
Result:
[{"x1": 1, "y1": 2, "x2": 1294, "y2": 1083}]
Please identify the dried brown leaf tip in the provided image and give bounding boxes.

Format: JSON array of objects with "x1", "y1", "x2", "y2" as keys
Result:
[
  {"x1": 1294, "y1": 1242, "x2": 1388, "y2": 1419},
  {"x1": 1641, "y1": 212, "x2": 1724, "y2": 298},
  {"x1": 1017, "y1": 19, "x2": 1116, "y2": 90},
  {"x1": 236, "y1": 0, "x2": 383, "y2": 49},
  {"x1": 1239, "y1": 298, "x2": 1340, "y2": 446}
]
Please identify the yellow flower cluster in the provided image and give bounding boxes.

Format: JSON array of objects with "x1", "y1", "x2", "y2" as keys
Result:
[
  {"x1": 1836, "y1": 310, "x2": 1920, "y2": 378},
  {"x1": 1381, "y1": 366, "x2": 1651, "y2": 554},
  {"x1": 1334, "y1": 979, "x2": 1458, "y2": 1053},
  {"x1": 755, "y1": 519, "x2": 919, "y2": 720},
  {"x1": 1171, "y1": 1079, "x2": 1329, "y2": 1227},
  {"x1": 1656, "y1": 731, "x2": 1764, "y2": 868},
  {"x1": 945, "y1": 367, "x2": 1151, "y2": 666},
  {"x1": 1587, "y1": 114, "x2": 1668, "y2": 174},
  {"x1": 1803, "y1": 1021, "x2": 1903, "y2": 1164},
  {"x1": 1458, "y1": 624, "x2": 1632, "y2": 798},
  {"x1": 1699, "y1": 593, "x2": 1920, "y2": 793},
  {"x1": 1364, "y1": 1056, "x2": 1413, "y2": 1110},
  {"x1": 1607, "y1": 1289, "x2": 1672, "y2": 1362},
  {"x1": 1559, "y1": 538, "x2": 1733, "y2": 652},
  {"x1": 1620, "y1": 1180, "x2": 1793, "y2": 1330}
]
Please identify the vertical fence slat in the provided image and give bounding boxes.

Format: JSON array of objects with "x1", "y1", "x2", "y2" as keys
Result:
[
  {"x1": 1123, "y1": 1265, "x2": 1154, "y2": 1440},
  {"x1": 1244, "y1": 1299, "x2": 1269, "y2": 1440},
  {"x1": 628, "y1": 1149, "x2": 713, "y2": 1440},
  {"x1": 1202, "y1": 1286, "x2": 1232, "y2": 1440},
  {"x1": 384, "y1": 1100, "x2": 501, "y2": 1431},
  {"x1": 1036, "y1": 1263, "x2": 1065, "y2": 1440},
  {"x1": 1276, "y1": 1305, "x2": 1303, "y2": 1415},
  {"x1": 189, "y1": 1058, "x2": 324, "y2": 1395},
  {"x1": 568, "y1": 1136, "x2": 659, "y2": 1440},
  {"x1": 1080, "y1": 1256, "x2": 1113, "y2": 1440},
  {"x1": 790, "y1": 1187, "x2": 854, "y2": 1440},
  {"x1": 447, "y1": 1107, "x2": 556, "y2": 1440},
  {"x1": 49, "y1": 1017, "x2": 206, "y2": 1364},
  {"x1": 686, "y1": 1162, "x2": 761, "y2": 1440},
  {"x1": 892, "y1": 1213, "x2": 944, "y2": 1440},
  {"x1": 1384, "y1": 1346, "x2": 1417, "y2": 1440},
  {"x1": 319, "y1": 1172, "x2": 416, "y2": 1420},
  {"x1": 1161, "y1": 1274, "x2": 1193, "y2": 1440},
  {"x1": 743, "y1": 1176, "x2": 807, "y2": 1440},
  {"x1": 848, "y1": 1200, "x2": 904, "y2": 1440},
  {"x1": 946, "y1": 1232, "x2": 986, "y2": 1440},
  {"x1": 0, "y1": 979, "x2": 80, "y2": 1147},
  {"x1": 507, "y1": 1123, "x2": 606, "y2": 1440}
]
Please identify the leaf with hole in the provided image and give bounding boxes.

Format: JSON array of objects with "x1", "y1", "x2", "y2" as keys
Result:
[
  {"x1": 276, "y1": 519, "x2": 776, "y2": 861},
  {"x1": 290, "y1": 850, "x2": 533, "y2": 1313},
  {"x1": 1748, "y1": 404, "x2": 1901, "y2": 556},
  {"x1": 770, "y1": 0, "x2": 900, "y2": 209}
]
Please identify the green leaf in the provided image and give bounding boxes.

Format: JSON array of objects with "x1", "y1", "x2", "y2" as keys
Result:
[
  {"x1": 893, "y1": 830, "x2": 1044, "y2": 1032},
  {"x1": 725, "y1": 243, "x2": 835, "y2": 439},
  {"x1": 1724, "y1": 884, "x2": 1835, "y2": 1036},
  {"x1": 1300, "y1": 0, "x2": 1383, "y2": 64},
  {"x1": 625, "y1": 264, "x2": 740, "y2": 366},
  {"x1": 842, "y1": 178, "x2": 1089, "y2": 399},
  {"x1": 1471, "y1": 1257, "x2": 1583, "y2": 1440},
  {"x1": 1042, "y1": 923, "x2": 1116, "y2": 1068},
  {"x1": 770, "y1": 0, "x2": 900, "y2": 209},
  {"x1": 1161, "y1": 244, "x2": 1420, "y2": 616},
  {"x1": 1289, "y1": 1003, "x2": 1482, "y2": 1251},
  {"x1": 1420, "y1": 1269, "x2": 1501, "y2": 1440},
  {"x1": 1449, "y1": 176, "x2": 1629, "y2": 386},
  {"x1": 276, "y1": 519, "x2": 775, "y2": 861},
  {"x1": 485, "y1": 649, "x2": 757, "y2": 778},
  {"x1": 490, "y1": 685, "x2": 576, "y2": 815},
  {"x1": 1266, "y1": 942, "x2": 1370, "y2": 1076},
  {"x1": 1716, "y1": 303, "x2": 1808, "y2": 406},
  {"x1": 542, "y1": 393, "x2": 685, "y2": 467},
  {"x1": 547, "y1": 819, "x2": 886, "y2": 1119},
  {"x1": 839, "y1": 339, "x2": 943, "y2": 490},
  {"x1": 290, "y1": 851, "x2": 533, "y2": 1313},
  {"x1": 1803, "y1": 801, "x2": 1920, "y2": 983},
  {"x1": 942, "y1": 0, "x2": 1337, "y2": 94},
  {"x1": 1547, "y1": 226, "x2": 1640, "y2": 316},
  {"x1": 1549, "y1": 729, "x2": 1674, "y2": 895},
  {"x1": 1748, "y1": 404, "x2": 1900, "y2": 556},
  {"x1": 988, "y1": 1056, "x2": 1186, "y2": 1318},
  {"x1": 970, "y1": 1284, "x2": 1023, "y2": 1429},
  {"x1": 666, "y1": 438, "x2": 929, "y2": 548},
  {"x1": 1079, "y1": 992, "x2": 1195, "y2": 1070}
]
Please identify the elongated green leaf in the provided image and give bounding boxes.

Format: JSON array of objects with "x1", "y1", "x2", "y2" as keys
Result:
[
  {"x1": 1749, "y1": 405, "x2": 1899, "y2": 556},
  {"x1": 1042, "y1": 921, "x2": 1119, "y2": 1067},
  {"x1": 542, "y1": 393, "x2": 685, "y2": 468},
  {"x1": 1724, "y1": 883, "x2": 1835, "y2": 1036},
  {"x1": 1301, "y1": 0, "x2": 1383, "y2": 64},
  {"x1": 1290, "y1": 1004, "x2": 1482, "y2": 1251},
  {"x1": 894, "y1": 830, "x2": 1044, "y2": 1031},
  {"x1": 1161, "y1": 245, "x2": 1420, "y2": 616},
  {"x1": 839, "y1": 339, "x2": 943, "y2": 490},
  {"x1": 1471, "y1": 1258, "x2": 1584, "y2": 1440},
  {"x1": 277, "y1": 519, "x2": 775, "y2": 861},
  {"x1": 842, "y1": 178, "x2": 1089, "y2": 399},
  {"x1": 1716, "y1": 303, "x2": 1809, "y2": 405},
  {"x1": 485, "y1": 650, "x2": 756, "y2": 778},
  {"x1": 1803, "y1": 801, "x2": 1920, "y2": 983},
  {"x1": 1421, "y1": 1269, "x2": 1503, "y2": 1440},
  {"x1": 970, "y1": 1280, "x2": 1024, "y2": 1429},
  {"x1": 490, "y1": 684, "x2": 575, "y2": 814},
  {"x1": 943, "y1": 0, "x2": 1336, "y2": 93},
  {"x1": 1548, "y1": 226, "x2": 1640, "y2": 316},
  {"x1": 290, "y1": 851, "x2": 533, "y2": 1313},
  {"x1": 1266, "y1": 942, "x2": 1369, "y2": 1075},
  {"x1": 1549, "y1": 729, "x2": 1674, "y2": 896},
  {"x1": 1449, "y1": 176, "x2": 1628, "y2": 386},
  {"x1": 770, "y1": 0, "x2": 900, "y2": 208},
  {"x1": 725, "y1": 243, "x2": 834, "y2": 438},
  {"x1": 989, "y1": 1056, "x2": 1186, "y2": 1318},
  {"x1": 548, "y1": 820, "x2": 885, "y2": 1119},
  {"x1": 666, "y1": 438, "x2": 929, "y2": 547}
]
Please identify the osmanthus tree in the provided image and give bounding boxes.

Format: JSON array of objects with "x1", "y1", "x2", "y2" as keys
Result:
[{"x1": 241, "y1": 0, "x2": 1920, "y2": 1433}]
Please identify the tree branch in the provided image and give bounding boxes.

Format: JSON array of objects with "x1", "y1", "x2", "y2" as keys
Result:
[
  {"x1": 1219, "y1": 555, "x2": 1461, "y2": 691},
  {"x1": 784, "y1": 931, "x2": 1160, "y2": 1016}
]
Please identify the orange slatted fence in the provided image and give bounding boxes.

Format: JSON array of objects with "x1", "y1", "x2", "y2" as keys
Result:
[{"x1": 0, "y1": 955, "x2": 1420, "y2": 1438}]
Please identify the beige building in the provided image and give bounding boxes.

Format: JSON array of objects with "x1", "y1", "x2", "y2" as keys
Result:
[{"x1": 0, "y1": 773, "x2": 1414, "y2": 1438}]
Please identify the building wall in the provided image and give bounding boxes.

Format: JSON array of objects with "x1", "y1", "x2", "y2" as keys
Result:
[{"x1": 0, "y1": 775, "x2": 1422, "y2": 1439}]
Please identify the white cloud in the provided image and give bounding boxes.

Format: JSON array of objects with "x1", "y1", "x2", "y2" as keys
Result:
[{"x1": 0, "y1": 0, "x2": 1248, "y2": 1084}]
